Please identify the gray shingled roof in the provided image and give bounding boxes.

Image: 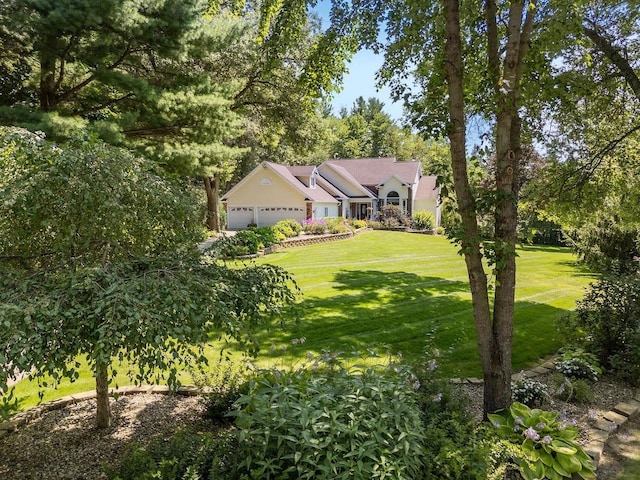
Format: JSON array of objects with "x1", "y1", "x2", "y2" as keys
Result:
[{"x1": 325, "y1": 157, "x2": 421, "y2": 186}]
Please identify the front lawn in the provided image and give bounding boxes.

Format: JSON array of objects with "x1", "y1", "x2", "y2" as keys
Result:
[
  {"x1": 8, "y1": 230, "x2": 594, "y2": 409},
  {"x1": 244, "y1": 230, "x2": 594, "y2": 376}
]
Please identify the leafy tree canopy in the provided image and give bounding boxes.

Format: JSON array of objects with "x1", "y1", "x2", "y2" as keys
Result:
[{"x1": 0, "y1": 127, "x2": 298, "y2": 426}]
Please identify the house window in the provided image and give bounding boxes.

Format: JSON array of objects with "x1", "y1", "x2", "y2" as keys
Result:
[
  {"x1": 386, "y1": 191, "x2": 400, "y2": 206},
  {"x1": 324, "y1": 207, "x2": 329, "y2": 217},
  {"x1": 310, "y1": 174, "x2": 316, "y2": 189},
  {"x1": 260, "y1": 178, "x2": 272, "y2": 185}
]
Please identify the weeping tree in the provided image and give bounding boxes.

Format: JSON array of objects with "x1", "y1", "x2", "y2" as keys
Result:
[{"x1": 0, "y1": 127, "x2": 297, "y2": 428}]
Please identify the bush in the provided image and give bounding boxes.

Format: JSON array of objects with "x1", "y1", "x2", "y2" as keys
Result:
[
  {"x1": 192, "y1": 361, "x2": 249, "y2": 423},
  {"x1": 326, "y1": 217, "x2": 349, "y2": 234},
  {"x1": 436, "y1": 226, "x2": 445, "y2": 235},
  {"x1": 366, "y1": 220, "x2": 384, "y2": 230},
  {"x1": 488, "y1": 402, "x2": 596, "y2": 480},
  {"x1": 350, "y1": 219, "x2": 367, "y2": 229},
  {"x1": 565, "y1": 216, "x2": 639, "y2": 274},
  {"x1": 274, "y1": 219, "x2": 301, "y2": 238},
  {"x1": 552, "y1": 374, "x2": 594, "y2": 404},
  {"x1": 232, "y1": 355, "x2": 427, "y2": 479},
  {"x1": 511, "y1": 375, "x2": 548, "y2": 407},
  {"x1": 377, "y1": 205, "x2": 410, "y2": 228},
  {"x1": 412, "y1": 211, "x2": 435, "y2": 231},
  {"x1": 554, "y1": 349, "x2": 602, "y2": 381},
  {"x1": 105, "y1": 430, "x2": 241, "y2": 480},
  {"x1": 411, "y1": 350, "x2": 490, "y2": 480},
  {"x1": 301, "y1": 218, "x2": 327, "y2": 235},
  {"x1": 559, "y1": 274, "x2": 640, "y2": 385}
]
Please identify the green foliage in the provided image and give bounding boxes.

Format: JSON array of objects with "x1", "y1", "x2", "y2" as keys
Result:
[
  {"x1": 232, "y1": 354, "x2": 427, "y2": 479},
  {"x1": 376, "y1": 205, "x2": 410, "y2": 228},
  {"x1": 349, "y1": 219, "x2": 368, "y2": 229},
  {"x1": 560, "y1": 275, "x2": 640, "y2": 385},
  {"x1": 411, "y1": 350, "x2": 490, "y2": 480},
  {"x1": 274, "y1": 219, "x2": 302, "y2": 238},
  {"x1": 554, "y1": 349, "x2": 602, "y2": 382},
  {"x1": 488, "y1": 402, "x2": 596, "y2": 480},
  {"x1": 105, "y1": 430, "x2": 241, "y2": 480},
  {"x1": 326, "y1": 217, "x2": 349, "y2": 234},
  {"x1": 193, "y1": 360, "x2": 250, "y2": 423},
  {"x1": 552, "y1": 375, "x2": 594, "y2": 404},
  {"x1": 511, "y1": 375, "x2": 549, "y2": 408},
  {"x1": 0, "y1": 129, "x2": 298, "y2": 419},
  {"x1": 412, "y1": 211, "x2": 435, "y2": 231},
  {"x1": 565, "y1": 216, "x2": 640, "y2": 274}
]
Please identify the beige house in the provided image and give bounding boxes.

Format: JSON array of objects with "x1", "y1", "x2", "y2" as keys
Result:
[{"x1": 222, "y1": 157, "x2": 440, "y2": 229}]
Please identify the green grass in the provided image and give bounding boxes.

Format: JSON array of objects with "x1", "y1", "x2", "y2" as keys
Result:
[{"x1": 8, "y1": 230, "x2": 594, "y2": 411}]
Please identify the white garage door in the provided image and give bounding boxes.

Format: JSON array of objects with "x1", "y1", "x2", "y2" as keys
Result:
[
  {"x1": 227, "y1": 206, "x2": 255, "y2": 229},
  {"x1": 257, "y1": 206, "x2": 305, "y2": 227}
]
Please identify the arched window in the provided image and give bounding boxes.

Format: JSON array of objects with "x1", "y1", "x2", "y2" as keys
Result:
[{"x1": 386, "y1": 190, "x2": 400, "y2": 206}]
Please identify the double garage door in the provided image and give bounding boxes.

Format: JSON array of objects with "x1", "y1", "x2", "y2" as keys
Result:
[{"x1": 227, "y1": 206, "x2": 305, "y2": 229}]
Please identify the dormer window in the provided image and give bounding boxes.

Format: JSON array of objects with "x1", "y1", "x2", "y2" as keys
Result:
[{"x1": 310, "y1": 170, "x2": 317, "y2": 189}]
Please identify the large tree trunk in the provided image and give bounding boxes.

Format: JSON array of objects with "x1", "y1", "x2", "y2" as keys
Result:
[
  {"x1": 204, "y1": 174, "x2": 221, "y2": 232},
  {"x1": 95, "y1": 363, "x2": 111, "y2": 428},
  {"x1": 443, "y1": 0, "x2": 498, "y2": 417}
]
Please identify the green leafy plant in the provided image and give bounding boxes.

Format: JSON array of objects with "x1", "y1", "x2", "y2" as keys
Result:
[
  {"x1": 559, "y1": 275, "x2": 640, "y2": 385},
  {"x1": 552, "y1": 375, "x2": 594, "y2": 404},
  {"x1": 232, "y1": 354, "x2": 427, "y2": 479},
  {"x1": 554, "y1": 349, "x2": 602, "y2": 382},
  {"x1": 301, "y1": 218, "x2": 327, "y2": 234},
  {"x1": 412, "y1": 210, "x2": 435, "y2": 231},
  {"x1": 488, "y1": 402, "x2": 596, "y2": 480},
  {"x1": 105, "y1": 430, "x2": 241, "y2": 480},
  {"x1": 274, "y1": 219, "x2": 302, "y2": 238},
  {"x1": 511, "y1": 375, "x2": 549, "y2": 407},
  {"x1": 350, "y1": 218, "x2": 367, "y2": 229},
  {"x1": 326, "y1": 217, "x2": 349, "y2": 234},
  {"x1": 192, "y1": 360, "x2": 250, "y2": 423}
]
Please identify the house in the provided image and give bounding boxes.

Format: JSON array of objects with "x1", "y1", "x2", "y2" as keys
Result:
[{"x1": 221, "y1": 157, "x2": 440, "y2": 229}]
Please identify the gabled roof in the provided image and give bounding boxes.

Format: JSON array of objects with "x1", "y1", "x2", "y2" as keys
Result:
[
  {"x1": 416, "y1": 175, "x2": 439, "y2": 200},
  {"x1": 316, "y1": 176, "x2": 349, "y2": 199},
  {"x1": 318, "y1": 162, "x2": 376, "y2": 199},
  {"x1": 324, "y1": 157, "x2": 421, "y2": 186},
  {"x1": 376, "y1": 173, "x2": 411, "y2": 188},
  {"x1": 222, "y1": 161, "x2": 337, "y2": 203}
]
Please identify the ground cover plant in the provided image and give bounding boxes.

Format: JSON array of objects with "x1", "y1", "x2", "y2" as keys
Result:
[{"x1": 7, "y1": 230, "x2": 593, "y2": 410}]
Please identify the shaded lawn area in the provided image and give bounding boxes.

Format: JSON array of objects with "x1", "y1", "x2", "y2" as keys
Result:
[
  {"x1": 9, "y1": 230, "x2": 594, "y2": 410},
  {"x1": 244, "y1": 230, "x2": 595, "y2": 377}
]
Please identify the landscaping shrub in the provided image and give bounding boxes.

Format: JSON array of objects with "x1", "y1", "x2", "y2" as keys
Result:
[
  {"x1": 274, "y1": 219, "x2": 301, "y2": 238},
  {"x1": 301, "y1": 218, "x2": 327, "y2": 234},
  {"x1": 511, "y1": 375, "x2": 548, "y2": 407},
  {"x1": 488, "y1": 402, "x2": 596, "y2": 480},
  {"x1": 192, "y1": 360, "x2": 250, "y2": 423},
  {"x1": 326, "y1": 217, "x2": 349, "y2": 234},
  {"x1": 377, "y1": 205, "x2": 410, "y2": 228},
  {"x1": 559, "y1": 274, "x2": 640, "y2": 385},
  {"x1": 232, "y1": 355, "x2": 427, "y2": 479},
  {"x1": 366, "y1": 220, "x2": 384, "y2": 229},
  {"x1": 411, "y1": 350, "x2": 490, "y2": 480},
  {"x1": 350, "y1": 218, "x2": 367, "y2": 229},
  {"x1": 564, "y1": 216, "x2": 639, "y2": 274},
  {"x1": 412, "y1": 210, "x2": 435, "y2": 231},
  {"x1": 552, "y1": 374, "x2": 594, "y2": 404},
  {"x1": 105, "y1": 430, "x2": 241, "y2": 480},
  {"x1": 554, "y1": 348, "x2": 602, "y2": 382},
  {"x1": 205, "y1": 227, "x2": 283, "y2": 258}
]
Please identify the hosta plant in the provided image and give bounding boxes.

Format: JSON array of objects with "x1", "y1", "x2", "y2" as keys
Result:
[{"x1": 488, "y1": 402, "x2": 596, "y2": 480}]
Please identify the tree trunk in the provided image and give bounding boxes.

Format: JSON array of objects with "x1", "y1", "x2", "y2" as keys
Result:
[
  {"x1": 95, "y1": 363, "x2": 111, "y2": 428},
  {"x1": 204, "y1": 175, "x2": 221, "y2": 232},
  {"x1": 39, "y1": 43, "x2": 57, "y2": 112}
]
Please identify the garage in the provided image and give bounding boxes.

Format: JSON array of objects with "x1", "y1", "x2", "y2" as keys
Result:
[
  {"x1": 256, "y1": 206, "x2": 305, "y2": 227},
  {"x1": 227, "y1": 206, "x2": 255, "y2": 229}
]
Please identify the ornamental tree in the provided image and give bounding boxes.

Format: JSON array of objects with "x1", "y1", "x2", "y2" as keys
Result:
[{"x1": 0, "y1": 127, "x2": 297, "y2": 427}]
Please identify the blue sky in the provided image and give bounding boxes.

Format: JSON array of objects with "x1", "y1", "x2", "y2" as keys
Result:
[{"x1": 310, "y1": 1, "x2": 405, "y2": 122}]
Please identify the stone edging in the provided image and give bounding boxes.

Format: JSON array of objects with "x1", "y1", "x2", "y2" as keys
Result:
[{"x1": 451, "y1": 358, "x2": 640, "y2": 468}]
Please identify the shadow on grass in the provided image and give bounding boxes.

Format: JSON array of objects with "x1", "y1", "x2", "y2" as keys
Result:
[{"x1": 252, "y1": 269, "x2": 571, "y2": 377}]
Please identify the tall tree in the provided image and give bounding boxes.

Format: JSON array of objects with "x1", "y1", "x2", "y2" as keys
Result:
[
  {"x1": 0, "y1": 128, "x2": 297, "y2": 427},
  {"x1": 314, "y1": 0, "x2": 595, "y2": 415}
]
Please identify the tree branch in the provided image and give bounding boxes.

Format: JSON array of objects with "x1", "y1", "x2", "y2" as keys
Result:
[
  {"x1": 583, "y1": 22, "x2": 640, "y2": 101},
  {"x1": 73, "y1": 93, "x2": 134, "y2": 117}
]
